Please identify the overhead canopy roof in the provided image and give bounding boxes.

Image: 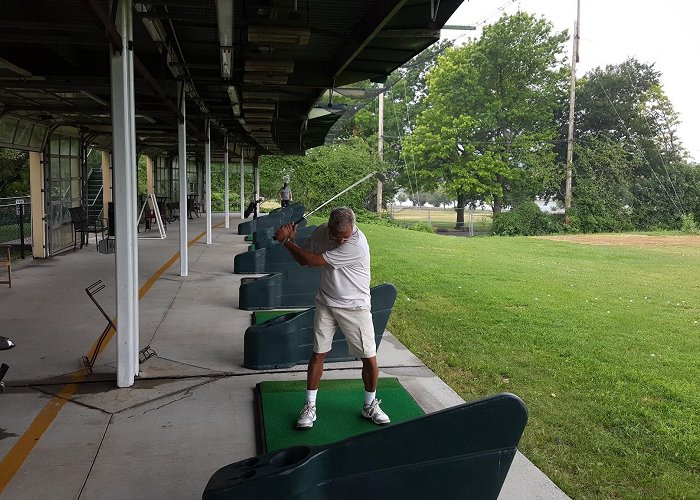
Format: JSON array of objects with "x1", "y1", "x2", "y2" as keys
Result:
[{"x1": 0, "y1": 0, "x2": 463, "y2": 157}]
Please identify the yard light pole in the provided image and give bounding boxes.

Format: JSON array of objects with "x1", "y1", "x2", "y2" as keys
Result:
[{"x1": 564, "y1": 0, "x2": 580, "y2": 225}]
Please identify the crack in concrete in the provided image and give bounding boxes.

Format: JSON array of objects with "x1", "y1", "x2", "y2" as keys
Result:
[{"x1": 140, "y1": 389, "x2": 193, "y2": 416}]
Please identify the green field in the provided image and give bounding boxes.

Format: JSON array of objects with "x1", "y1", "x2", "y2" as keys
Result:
[{"x1": 361, "y1": 224, "x2": 699, "y2": 499}]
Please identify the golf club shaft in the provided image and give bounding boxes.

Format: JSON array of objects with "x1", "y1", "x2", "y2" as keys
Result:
[{"x1": 293, "y1": 172, "x2": 376, "y2": 225}]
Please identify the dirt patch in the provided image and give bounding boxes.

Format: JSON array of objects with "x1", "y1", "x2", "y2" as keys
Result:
[{"x1": 539, "y1": 234, "x2": 700, "y2": 247}]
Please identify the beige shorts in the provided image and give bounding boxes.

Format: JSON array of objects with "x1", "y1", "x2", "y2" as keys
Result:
[{"x1": 313, "y1": 301, "x2": 376, "y2": 358}]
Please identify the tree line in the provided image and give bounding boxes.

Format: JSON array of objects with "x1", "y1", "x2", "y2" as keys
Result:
[{"x1": 260, "y1": 12, "x2": 698, "y2": 234}]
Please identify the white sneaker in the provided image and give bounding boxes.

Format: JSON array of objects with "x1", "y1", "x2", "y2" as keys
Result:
[
  {"x1": 296, "y1": 402, "x2": 317, "y2": 429},
  {"x1": 362, "y1": 399, "x2": 390, "y2": 425}
]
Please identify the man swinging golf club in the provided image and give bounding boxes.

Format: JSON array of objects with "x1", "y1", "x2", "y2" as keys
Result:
[{"x1": 275, "y1": 207, "x2": 390, "y2": 429}]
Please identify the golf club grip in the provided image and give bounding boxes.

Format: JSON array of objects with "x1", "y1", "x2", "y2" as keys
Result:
[{"x1": 272, "y1": 220, "x2": 303, "y2": 241}]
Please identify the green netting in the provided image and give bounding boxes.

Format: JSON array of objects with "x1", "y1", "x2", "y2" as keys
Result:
[{"x1": 258, "y1": 378, "x2": 424, "y2": 452}]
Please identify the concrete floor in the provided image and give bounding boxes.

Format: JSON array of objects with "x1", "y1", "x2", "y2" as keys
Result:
[{"x1": 0, "y1": 214, "x2": 569, "y2": 499}]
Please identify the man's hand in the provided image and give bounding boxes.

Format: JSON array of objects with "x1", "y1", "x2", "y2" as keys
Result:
[{"x1": 274, "y1": 223, "x2": 296, "y2": 242}]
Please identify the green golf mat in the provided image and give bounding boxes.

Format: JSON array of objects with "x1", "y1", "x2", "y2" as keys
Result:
[
  {"x1": 251, "y1": 309, "x2": 306, "y2": 324},
  {"x1": 256, "y1": 378, "x2": 424, "y2": 453}
]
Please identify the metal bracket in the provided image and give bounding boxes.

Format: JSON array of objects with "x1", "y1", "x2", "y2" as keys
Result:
[
  {"x1": 139, "y1": 346, "x2": 157, "y2": 364},
  {"x1": 82, "y1": 280, "x2": 117, "y2": 373}
]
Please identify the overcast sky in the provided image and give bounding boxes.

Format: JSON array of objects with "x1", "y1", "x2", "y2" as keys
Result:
[{"x1": 443, "y1": 0, "x2": 699, "y2": 162}]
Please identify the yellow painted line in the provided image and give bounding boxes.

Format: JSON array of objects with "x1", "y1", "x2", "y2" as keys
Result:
[
  {"x1": 0, "y1": 222, "x2": 225, "y2": 493},
  {"x1": 0, "y1": 377, "x2": 79, "y2": 492},
  {"x1": 86, "y1": 224, "x2": 221, "y2": 360}
]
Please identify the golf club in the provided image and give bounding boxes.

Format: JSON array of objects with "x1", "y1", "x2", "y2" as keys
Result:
[
  {"x1": 273, "y1": 171, "x2": 386, "y2": 240},
  {"x1": 293, "y1": 171, "x2": 387, "y2": 225}
]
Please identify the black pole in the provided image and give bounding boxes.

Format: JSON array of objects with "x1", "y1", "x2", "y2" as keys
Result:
[{"x1": 19, "y1": 203, "x2": 25, "y2": 259}]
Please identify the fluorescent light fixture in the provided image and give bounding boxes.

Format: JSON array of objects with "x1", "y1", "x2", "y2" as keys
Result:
[
  {"x1": 227, "y1": 86, "x2": 241, "y2": 116},
  {"x1": 216, "y1": 0, "x2": 234, "y2": 79}
]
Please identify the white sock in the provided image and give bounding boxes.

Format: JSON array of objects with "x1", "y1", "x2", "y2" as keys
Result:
[
  {"x1": 364, "y1": 391, "x2": 376, "y2": 406},
  {"x1": 306, "y1": 389, "x2": 318, "y2": 405}
]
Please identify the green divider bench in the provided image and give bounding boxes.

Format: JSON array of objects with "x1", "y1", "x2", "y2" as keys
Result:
[
  {"x1": 203, "y1": 393, "x2": 528, "y2": 500},
  {"x1": 243, "y1": 283, "x2": 397, "y2": 370}
]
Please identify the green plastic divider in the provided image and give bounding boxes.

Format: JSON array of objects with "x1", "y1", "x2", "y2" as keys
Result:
[
  {"x1": 257, "y1": 378, "x2": 424, "y2": 452},
  {"x1": 252, "y1": 309, "x2": 306, "y2": 324}
]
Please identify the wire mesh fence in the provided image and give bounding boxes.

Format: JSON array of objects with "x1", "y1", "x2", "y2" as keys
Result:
[{"x1": 0, "y1": 197, "x2": 32, "y2": 259}]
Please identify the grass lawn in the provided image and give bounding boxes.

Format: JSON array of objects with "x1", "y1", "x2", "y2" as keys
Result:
[{"x1": 361, "y1": 224, "x2": 699, "y2": 499}]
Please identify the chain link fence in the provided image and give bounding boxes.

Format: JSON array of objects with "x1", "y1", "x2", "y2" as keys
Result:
[
  {"x1": 0, "y1": 196, "x2": 32, "y2": 259},
  {"x1": 388, "y1": 205, "x2": 493, "y2": 236}
]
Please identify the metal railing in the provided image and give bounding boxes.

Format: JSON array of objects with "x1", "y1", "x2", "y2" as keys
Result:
[{"x1": 0, "y1": 196, "x2": 32, "y2": 259}]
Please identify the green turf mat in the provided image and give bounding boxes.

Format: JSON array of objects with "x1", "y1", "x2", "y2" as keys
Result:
[
  {"x1": 252, "y1": 309, "x2": 306, "y2": 324},
  {"x1": 257, "y1": 378, "x2": 424, "y2": 453}
]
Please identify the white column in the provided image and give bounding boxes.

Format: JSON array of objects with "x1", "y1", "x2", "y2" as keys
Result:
[
  {"x1": 178, "y1": 82, "x2": 188, "y2": 276},
  {"x1": 240, "y1": 149, "x2": 245, "y2": 219},
  {"x1": 254, "y1": 156, "x2": 260, "y2": 209},
  {"x1": 110, "y1": 0, "x2": 137, "y2": 387},
  {"x1": 205, "y1": 119, "x2": 212, "y2": 244},
  {"x1": 224, "y1": 136, "x2": 229, "y2": 229},
  {"x1": 125, "y1": 3, "x2": 139, "y2": 376}
]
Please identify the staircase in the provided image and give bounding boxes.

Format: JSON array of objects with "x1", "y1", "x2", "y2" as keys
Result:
[{"x1": 85, "y1": 168, "x2": 104, "y2": 226}]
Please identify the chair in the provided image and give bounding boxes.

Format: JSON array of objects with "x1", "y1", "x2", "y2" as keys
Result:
[
  {"x1": 0, "y1": 244, "x2": 11, "y2": 288},
  {"x1": 187, "y1": 194, "x2": 200, "y2": 219},
  {"x1": 69, "y1": 206, "x2": 105, "y2": 251}
]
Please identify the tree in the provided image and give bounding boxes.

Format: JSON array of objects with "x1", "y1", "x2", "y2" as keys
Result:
[
  {"x1": 570, "y1": 59, "x2": 690, "y2": 230},
  {"x1": 259, "y1": 138, "x2": 385, "y2": 214},
  {"x1": 327, "y1": 40, "x2": 453, "y2": 204},
  {"x1": 404, "y1": 13, "x2": 568, "y2": 228},
  {"x1": 0, "y1": 148, "x2": 30, "y2": 197}
]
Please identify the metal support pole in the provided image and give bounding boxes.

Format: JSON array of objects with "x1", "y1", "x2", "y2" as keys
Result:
[
  {"x1": 110, "y1": 0, "x2": 137, "y2": 387},
  {"x1": 18, "y1": 204, "x2": 25, "y2": 259},
  {"x1": 240, "y1": 149, "x2": 245, "y2": 219},
  {"x1": 205, "y1": 118, "x2": 212, "y2": 244},
  {"x1": 377, "y1": 84, "x2": 384, "y2": 215},
  {"x1": 126, "y1": 5, "x2": 139, "y2": 375},
  {"x1": 178, "y1": 82, "x2": 188, "y2": 276},
  {"x1": 564, "y1": 0, "x2": 580, "y2": 224},
  {"x1": 254, "y1": 156, "x2": 260, "y2": 218},
  {"x1": 224, "y1": 136, "x2": 229, "y2": 229}
]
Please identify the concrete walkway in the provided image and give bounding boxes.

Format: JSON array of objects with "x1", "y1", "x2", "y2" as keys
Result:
[{"x1": 0, "y1": 214, "x2": 569, "y2": 499}]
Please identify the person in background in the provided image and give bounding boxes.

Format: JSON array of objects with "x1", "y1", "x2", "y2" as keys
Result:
[
  {"x1": 274, "y1": 207, "x2": 390, "y2": 430},
  {"x1": 279, "y1": 182, "x2": 292, "y2": 207}
]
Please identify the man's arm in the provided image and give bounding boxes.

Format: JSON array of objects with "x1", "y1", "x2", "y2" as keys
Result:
[
  {"x1": 281, "y1": 239, "x2": 326, "y2": 267},
  {"x1": 275, "y1": 223, "x2": 326, "y2": 267}
]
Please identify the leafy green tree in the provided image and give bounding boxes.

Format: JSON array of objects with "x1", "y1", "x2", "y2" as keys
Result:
[
  {"x1": 328, "y1": 41, "x2": 453, "y2": 203},
  {"x1": 568, "y1": 137, "x2": 634, "y2": 232},
  {"x1": 570, "y1": 59, "x2": 691, "y2": 230},
  {"x1": 404, "y1": 13, "x2": 568, "y2": 228},
  {"x1": 259, "y1": 138, "x2": 386, "y2": 214},
  {"x1": 0, "y1": 148, "x2": 29, "y2": 197}
]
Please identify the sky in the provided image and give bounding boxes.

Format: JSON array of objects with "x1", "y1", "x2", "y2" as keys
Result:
[{"x1": 443, "y1": 0, "x2": 700, "y2": 162}]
